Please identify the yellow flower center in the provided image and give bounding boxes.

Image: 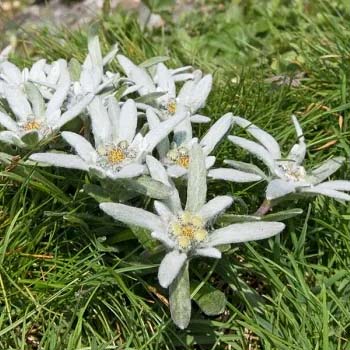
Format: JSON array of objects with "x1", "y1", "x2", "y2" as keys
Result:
[
  {"x1": 280, "y1": 163, "x2": 306, "y2": 181},
  {"x1": 176, "y1": 155, "x2": 190, "y2": 169},
  {"x1": 167, "y1": 101, "x2": 176, "y2": 114},
  {"x1": 167, "y1": 147, "x2": 190, "y2": 169},
  {"x1": 170, "y1": 212, "x2": 207, "y2": 249},
  {"x1": 107, "y1": 147, "x2": 126, "y2": 164},
  {"x1": 24, "y1": 120, "x2": 41, "y2": 131}
]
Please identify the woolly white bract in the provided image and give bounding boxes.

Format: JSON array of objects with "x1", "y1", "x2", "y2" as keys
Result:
[
  {"x1": 0, "y1": 58, "x2": 66, "y2": 100},
  {"x1": 117, "y1": 55, "x2": 212, "y2": 123},
  {"x1": 147, "y1": 109, "x2": 233, "y2": 178},
  {"x1": 66, "y1": 34, "x2": 120, "y2": 110},
  {"x1": 209, "y1": 115, "x2": 350, "y2": 201},
  {"x1": 0, "y1": 60, "x2": 86, "y2": 147},
  {"x1": 30, "y1": 96, "x2": 188, "y2": 180},
  {"x1": 100, "y1": 143, "x2": 285, "y2": 289}
]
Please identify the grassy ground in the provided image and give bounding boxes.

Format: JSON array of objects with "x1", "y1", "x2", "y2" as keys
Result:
[{"x1": 1, "y1": 0, "x2": 350, "y2": 349}]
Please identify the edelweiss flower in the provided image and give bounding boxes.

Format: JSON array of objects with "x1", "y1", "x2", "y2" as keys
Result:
[
  {"x1": 30, "y1": 97, "x2": 188, "y2": 179},
  {"x1": 147, "y1": 109, "x2": 233, "y2": 177},
  {"x1": 0, "y1": 62, "x2": 87, "y2": 147},
  {"x1": 210, "y1": 116, "x2": 350, "y2": 201},
  {"x1": 0, "y1": 58, "x2": 68, "y2": 100},
  {"x1": 66, "y1": 35, "x2": 120, "y2": 110},
  {"x1": 100, "y1": 143, "x2": 285, "y2": 289},
  {"x1": 117, "y1": 55, "x2": 212, "y2": 122}
]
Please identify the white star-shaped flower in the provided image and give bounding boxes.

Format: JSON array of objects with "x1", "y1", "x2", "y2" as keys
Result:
[
  {"x1": 209, "y1": 115, "x2": 350, "y2": 202},
  {"x1": 30, "y1": 97, "x2": 188, "y2": 180}
]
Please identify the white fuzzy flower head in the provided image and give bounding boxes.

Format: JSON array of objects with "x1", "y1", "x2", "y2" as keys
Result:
[
  {"x1": 168, "y1": 211, "x2": 208, "y2": 250},
  {"x1": 65, "y1": 35, "x2": 120, "y2": 111},
  {"x1": 30, "y1": 97, "x2": 188, "y2": 180},
  {"x1": 0, "y1": 61, "x2": 90, "y2": 147},
  {"x1": 117, "y1": 55, "x2": 212, "y2": 122},
  {"x1": 146, "y1": 108, "x2": 233, "y2": 178},
  {"x1": 99, "y1": 143, "x2": 285, "y2": 292},
  {"x1": 0, "y1": 58, "x2": 69, "y2": 101},
  {"x1": 209, "y1": 115, "x2": 350, "y2": 202}
]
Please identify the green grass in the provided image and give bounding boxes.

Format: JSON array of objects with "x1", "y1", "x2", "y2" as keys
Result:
[{"x1": 2, "y1": 0, "x2": 350, "y2": 348}]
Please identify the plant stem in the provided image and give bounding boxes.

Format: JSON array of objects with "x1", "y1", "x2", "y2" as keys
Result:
[{"x1": 254, "y1": 199, "x2": 272, "y2": 216}]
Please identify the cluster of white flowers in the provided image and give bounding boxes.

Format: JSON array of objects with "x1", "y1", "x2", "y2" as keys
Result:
[{"x1": 0, "y1": 34, "x2": 349, "y2": 329}]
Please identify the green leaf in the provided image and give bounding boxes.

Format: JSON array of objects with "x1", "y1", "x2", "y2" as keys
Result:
[
  {"x1": 129, "y1": 225, "x2": 158, "y2": 251},
  {"x1": 262, "y1": 208, "x2": 303, "y2": 221},
  {"x1": 218, "y1": 214, "x2": 261, "y2": 225},
  {"x1": 139, "y1": 56, "x2": 169, "y2": 68},
  {"x1": 83, "y1": 184, "x2": 113, "y2": 203},
  {"x1": 192, "y1": 282, "x2": 226, "y2": 316},
  {"x1": 122, "y1": 176, "x2": 172, "y2": 199},
  {"x1": 169, "y1": 261, "x2": 191, "y2": 329},
  {"x1": 21, "y1": 131, "x2": 39, "y2": 146},
  {"x1": 186, "y1": 143, "x2": 207, "y2": 212},
  {"x1": 135, "y1": 92, "x2": 165, "y2": 104}
]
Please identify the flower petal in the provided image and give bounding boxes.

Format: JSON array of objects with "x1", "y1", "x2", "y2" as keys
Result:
[
  {"x1": 156, "y1": 63, "x2": 176, "y2": 98},
  {"x1": 146, "y1": 156, "x2": 182, "y2": 212},
  {"x1": 58, "y1": 93, "x2": 95, "y2": 129},
  {"x1": 146, "y1": 108, "x2": 169, "y2": 159},
  {"x1": 0, "y1": 61, "x2": 22, "y2": 85},
  {"x1": 46, "y1": 61, "x2": 70, "y2": 118},
  {"x1": 224, "y1": 159, "x2": 267, "y2": 178},
  {"x1": 87, "y1": 34, "x2": 103, "y2": 68},
  {"x1": 0, "y1": 130, "x2": 25, "y2": 147},
  {"x1": 110, "y1": 163, "x2": 145, "y2": 179},
  {"x1": 100, "y1": 202, "x2": 165, "y2": 233},
  {"x1": 146, "y1": 155, "x2": 171, "y2": 186},
  {"x1": 30, "y1": 153, "x2": 89, "y2": 171},
  {"x1": 188, "y1": 74, "x2": 212, "y2": 113},
  {"x1": 266, "y1": 179, "x2": 298, "y2": 200},
  {"x1": 167, "y1": 164, "x2": 187, "y2": 178},
  {"x1": 302, "y1": 186, "x2": 350, "y2": 201},
  {"x1": 87, "y1": 96, "x2": 112, "y2": 146},
  {"x1": 154, "y1": 200, "x2": 174, "y2": 221},
  {"x1": 61, "y1": 131, "x2": 97, "y2": 163},
  {"x1": 198, "y1": 196, "x2": 233, "y2": 222},
  {"x1": 232, "y1": 116, "x2": 281, "y2": 159},
  {"x1": 117, "y1": 55, "x2": 155, "y2": 95},
  {"x1": 188, "y1": 114, "x2": 210, "y2": 123},
  {"x1": 151, "y1": 231, "x2": 176, "y2": 249},
  {"x1": 0, "y1": 111, "x2": 18, "y2": 132},
  {"x1": 208, "y1": 168, "x2": 262, "y2": 182},
  {"x1": 205, "y1": 156, "x2": 216, "y2": 169},
  {"x1": 158, "y1": 250, "x2": 188, "y2": 288},
  {"x1": 228, "y1": 135, "x2": 275, "y2": 172},
  {"x1": 107, "y1": 97, "x2": 121, "y2": 143},
  {"x1": 310, "y1": 157, "x2": 344, "y2": 184},
  {"x1": 144, "y1": 106, "x2": 188, "y2": 152},
  {"x1": 186, "y1": 142, "x2": 207, "y2": 212},
  {"x1": 200, "y1": 113, "x2": 233, "y2": 155},
  {"x1": 287, "y1": 115, "x2": 306, "y2": 165},
  {"x1": 311, "y1": 180, "x2": 350, "y2": 192},
  {"x1": 118, "y1": 99, "x2": 138, "y2": 144},
  {"x1": 102, "y1": 43, "x2": 119, "y2": 66},
  {"x1": 208, "y1": 222, "x2": 285, "y2": 246},
  {"x1": 24, "y1": 82, "x2": 45, "y2": 118},
  {"x1": 28, "y1": 59, "x2": 47, "y2": 83},
  {"x1": 4, "y1": 86, "x2": 32, "y2": 121},
  {"x1": 194, "y1": 247, "x2": 222, "y2": 259}
]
